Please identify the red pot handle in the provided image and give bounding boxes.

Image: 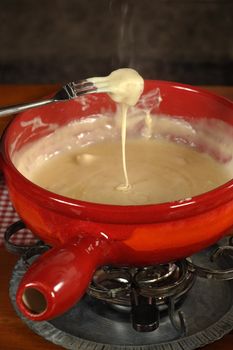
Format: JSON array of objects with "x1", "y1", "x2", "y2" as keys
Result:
[{"x1": 16, "y1": 235, "x2": 112, "y2": 321}]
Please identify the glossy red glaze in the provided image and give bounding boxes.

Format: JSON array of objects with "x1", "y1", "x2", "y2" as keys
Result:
[
  {"x1": 1, "y1": 80, "x2": 233, "y2": 321},
  {"x1": 16, "y1": 236, "x2": 112, "y2": 320}
]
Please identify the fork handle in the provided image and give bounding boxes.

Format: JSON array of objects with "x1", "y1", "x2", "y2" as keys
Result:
[{"x1": 0, "y1": 98, "x2": 54, "y2": 117}]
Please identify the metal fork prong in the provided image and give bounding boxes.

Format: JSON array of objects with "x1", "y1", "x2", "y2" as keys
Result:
[
  {"x1": 74, "y1": 80, "x2": 110, "y2": 91},
  {"x1": 72, "y1": 80, "x2": 111, "y2": 96},
  {"x1": 86, "y1": 80, "x2": 110, "y2": 89},
  {"x1": 68, "y1": 80, "x2": 97, "y2": 97},
  {"x1": 72, "y1": 79, "x2": 95, "y2": 88}
]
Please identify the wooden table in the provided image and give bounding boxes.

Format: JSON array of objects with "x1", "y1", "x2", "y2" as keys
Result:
[{"x1": 1, "y1": 85, "x2": 233, "y2": 350}]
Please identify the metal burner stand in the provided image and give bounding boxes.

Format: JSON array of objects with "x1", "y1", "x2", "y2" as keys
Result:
[
  {"x1": 5, "y1": 221, "x2": 233, "y2": 350},
  {"x1": 87, "y1": 261, "x2": 195, "y2": 334}
]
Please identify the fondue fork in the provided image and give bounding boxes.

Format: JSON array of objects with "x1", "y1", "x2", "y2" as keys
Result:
[{"x1": 0, "y1": 80, "x2": 109, "y2": 117}]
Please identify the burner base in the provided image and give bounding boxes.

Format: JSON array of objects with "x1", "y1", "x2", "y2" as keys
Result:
[{"x1": 9, "y1": 244, "x2": 233, "y2": 350}]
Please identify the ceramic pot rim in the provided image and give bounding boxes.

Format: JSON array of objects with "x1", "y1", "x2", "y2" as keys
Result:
[{"x1": 1, "y1": 81, "x2": 233, "y2": 224}]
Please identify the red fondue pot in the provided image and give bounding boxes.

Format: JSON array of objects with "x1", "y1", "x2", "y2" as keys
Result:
[{"x1": 1, "y1": 81, "x2": 233, "y2": 321}]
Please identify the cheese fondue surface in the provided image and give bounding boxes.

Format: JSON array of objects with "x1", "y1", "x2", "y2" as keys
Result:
[
  {"x1": 22, "y1": 137, "x2": 231, "y2": 205},
  {"x1": 14, "y1": 111, "x2": 233, "y2": 205}
]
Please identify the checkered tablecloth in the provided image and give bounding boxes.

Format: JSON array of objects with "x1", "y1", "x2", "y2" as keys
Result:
[{"x1": 0, "y1": 175, "x2": 36, "y2": 247}]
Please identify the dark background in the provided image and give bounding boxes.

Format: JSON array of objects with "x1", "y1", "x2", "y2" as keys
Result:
[{"x1": 0, "y1": 0, "x2": 232, "y2": 85}]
